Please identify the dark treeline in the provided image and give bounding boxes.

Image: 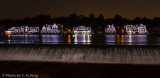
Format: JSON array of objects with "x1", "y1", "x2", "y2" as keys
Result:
[{"x1": 0, "y1": 13, "x2": 160, "y2": 33}]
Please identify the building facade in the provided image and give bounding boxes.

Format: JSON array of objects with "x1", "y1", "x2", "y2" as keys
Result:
[
  {"x1": 73, "y1": 26, "x2": 91, "y2": 35},
  {"x1": 5, "y1": 26, "x2": 39, "y2": 35},
  {"x1": 124, "y1": 24, "x2": 148, "y2": 34},
  {"x1": 105, "y1": 24, "x2": 116, "y2": 34},
  {"x1": 138, "y1": 24, "x2": 148, "y2": 34},
  {"x1": 42, "y1": 23, "x2": 63, "y2": 34}
]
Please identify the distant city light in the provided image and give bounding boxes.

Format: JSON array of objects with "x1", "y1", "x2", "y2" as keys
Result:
[
  {"x1": 68, "y1": 29, "x2": 71, "y2": 33},
  {"x1": 121, "y1": 29, "x2": 124, "y2": 33},
  {"x1": 5, "y1": 31, "x2": 12, "y2": 35}
]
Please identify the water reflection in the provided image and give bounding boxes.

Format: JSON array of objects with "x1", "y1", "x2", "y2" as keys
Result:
[
  {"x1": 105, "y1": 35, "x2": 116, "y2": 42},
  {"x1": 121, "y1": 35, "x2": 125, "y2": 43},
  {"x1": 7, "y1": 35, "x2": 11, "y2": 44},
  {"x1": 68, "y1": 35, "x2": 71, "y2": 44},
  {"x1": 105, "y1": 35, "x2": 116, "y2": 45},
  {"x1": 124, "y1": 35, "x2": 147, "y2": 43},
  {"x1": 156, "y1": 37, "x2": 160, "y2": 43},
  {"x1": 42, "y1": 35, "x2": 63, "y2": 44},
  {"x1": 0, "y1": 35, "x2": 5, "y2": 44},
  {"x1": 105, "y1": 35, "x2": 148, "y2": 45},
  {"x1": 6, "y1": 35, "x2": 39, "y2": 44},
  {"x1": 73, "y1": 34, "x2": 91, "y2": 44},
  {"x1": 0, "y1": 34, "x2": 158, "y2": 45}
]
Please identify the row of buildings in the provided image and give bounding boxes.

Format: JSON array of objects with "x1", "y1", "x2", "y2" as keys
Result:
[
  {"x1": 5, "y1": 23, "x2": 63, "y2": 35},
  {"x1": 5, "y1": 23, "x2": 148, "y2": 35},
  {"x1": 105, "y1": 24, "x2": 148, "y2": 34},
  {"x1": 5, "y1": 26, "x2": 39, "y2": 35}
]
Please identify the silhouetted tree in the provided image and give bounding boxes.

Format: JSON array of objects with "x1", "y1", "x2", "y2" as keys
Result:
[
  {"x1": 0, "y1": 25, "x2": 5, "y2": 34},
  {"x1": 96, "y1": 14, "x2": 105, "y2": 34},
  {"x1": 1, "y1": 13, "x2": 160, "y2": 34},
  {"x1": 68, "y1": 13, "x2": 79, "y2": 28},
  {"x1": 153, "y1": 17, "x2": 160, "y2": 28},
  {"x1": 114, "y1": 14, "x2": 123, "y2": 26},
  {"x1": 133, "y1": 17, "x2": 141, "y2": 24},
  {"x1": 89, "y1": 14, "x2": 95, "y2": 19}
]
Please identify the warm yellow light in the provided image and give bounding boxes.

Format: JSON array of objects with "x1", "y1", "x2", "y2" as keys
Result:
[
  {"x1": 121, "y1": 35, "x2": 125, "y2": 43},
  {"x1": 117, "y1": 35, "x2": 120, "y2": 42},
  {"x1": 68, "y1": 35, "x2": 71, "y2": 43},
  {"x1": 47, "y1": 27, "x2": 51, "y2": 30},
  {"x1": 7, "y1": 35, "x2": 11, "y2": 44},
  {"x1": 121, "y1": 29, "x2": 124, "y2": 33},
  {"x1": 68, "y1": 29, "x2": 71, "y2": 32},
  {"x1": 5, "y1": 31, "x2": 12, "y2": 35}
]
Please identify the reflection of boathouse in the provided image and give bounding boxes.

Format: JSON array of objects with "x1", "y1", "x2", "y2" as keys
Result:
[
  {"x1": 5, "y1": 26, "x2": 39, "y2": 35},
  {"x1": 42, "y1": 35, "x2": 63, "y2": 43},
  {"x1": 73, "y1": 26, "x2": 91, "y2": 35},
  {"x1": 124, "y1": 24, "x2": 148, "y2": 34},
  {"x1": 42, "y1": 23, "x2": 63, "y2": 34},
  {"x1": 105, "y1": 24, "x2": 116, "y2": 34}
]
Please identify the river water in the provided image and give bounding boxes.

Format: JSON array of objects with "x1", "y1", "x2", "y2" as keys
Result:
[{"x1": 0, "y1": 34, "x2": 160, "y2": 45}]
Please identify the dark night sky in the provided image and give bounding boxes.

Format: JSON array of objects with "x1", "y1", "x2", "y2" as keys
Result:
[{"x1": 0, "y1": 0, "x2": 160, "y2": 19}]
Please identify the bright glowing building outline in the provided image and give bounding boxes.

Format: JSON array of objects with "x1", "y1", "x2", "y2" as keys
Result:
[
  {"x1": 5, "y1": 26, "x2": 39, "y2": 35},
  {"x1": 42, "y1": 23, "x2": 63, "y2": 34},
  {"x1": 73, "y1": 26, "x2": 91, "y2": 35},
  {"x1": 124, "y1": 24, "x2": 148, "y2": 34},
  {"x1": 105, "y1": 24, "x2": 116, "y2": 34},
  {"x1": 73, "y1": 26, "x2": 91, "y2": 43}
]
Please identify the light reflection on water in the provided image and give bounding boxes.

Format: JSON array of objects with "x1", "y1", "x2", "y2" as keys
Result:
[
  {"x1": 42, "y1": 35, "x2": 63, "y2": 43},
  {"x1": 105, "y1": 35, "x2": 148, "y2": 45},
  {"x1": 6, "y1": 35, "x2": 40, "y2": 44},
  {"x1": 68, "y1": 35, "x2": 71, "y2": 44},
  {"x1": 124, "y1": 35, "x2": 147, "y2": 43},
  {"x1": 0, "y1": 34, "x2": 159, "y2": 45},
  {"x1": 105, "y1": 35, "x2": 116, "y2": 42},
  {"x1": 73, "y1": 34, "x2": 91, "y2": 44}
]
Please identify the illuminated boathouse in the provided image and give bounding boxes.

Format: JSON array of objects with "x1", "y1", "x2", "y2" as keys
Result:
[
  {"x1": 42, "y1": 23, "x2": 63, "y2": 34},
  {"x1": 73, "y1": 26, "x2": 92, "y2": 43},
  {"x1": 105, "y1": 24, "x2": 116, "y2": 34},
  {"x1": 73, "y1": 26, "x2": 91, "y2": 35},
  {"x1": 124, "y1": 24, "x2": 148, "y2": 34},
  {"x1": 5, "y1": 26, "x2": 39, "y2": 35}
]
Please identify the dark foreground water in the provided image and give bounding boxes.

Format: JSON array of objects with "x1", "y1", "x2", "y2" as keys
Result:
[
  {"x1": 1, "y1": 61, "x2": 160, "y2": 78},
  {"x1": 0, "y1": 34, "x2": 160, "y2": 45}
]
